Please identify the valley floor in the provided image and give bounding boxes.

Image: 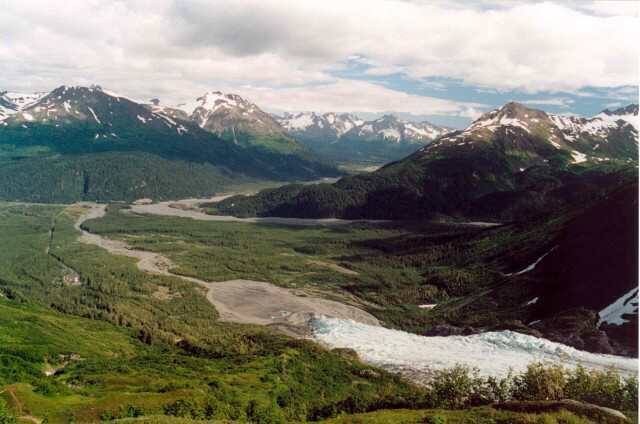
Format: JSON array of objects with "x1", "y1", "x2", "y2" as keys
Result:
[
  {"x1": 0, "y1": 197, "x2": 637, "y2": 423},
  {"x1": 75, "y1": 198, "x2": 638, "y2": 382}
]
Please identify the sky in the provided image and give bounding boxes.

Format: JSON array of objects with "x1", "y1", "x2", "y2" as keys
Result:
[{"x1": 1, "y1": 0, "x2": 638, "y2": 128}]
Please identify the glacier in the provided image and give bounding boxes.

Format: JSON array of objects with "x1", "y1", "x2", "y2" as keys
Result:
[{"x1": 311, "y1": 317, "x2": 638, "y2": 380}]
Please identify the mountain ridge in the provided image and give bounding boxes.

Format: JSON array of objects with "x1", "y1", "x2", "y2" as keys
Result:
[
  {"x1": 275, "y1": 111, "x2": 452, "y2": 163},
  {"x1": 210, "y1": 101, "x2": 638, "y2": 221},
  {"x1": 0, "y1": 85, "x2": 340, "y2": 202}
]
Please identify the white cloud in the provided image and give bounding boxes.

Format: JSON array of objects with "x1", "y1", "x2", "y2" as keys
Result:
[
  {"x1": 521, "y1": 98, "x2": 575, "y2": 108},
  {"x1": 0, "y1": 0, "x2": 637, "y2": 112},
  {"x1": 227, "y1": 79, "x2": 486, "y2": 118}
]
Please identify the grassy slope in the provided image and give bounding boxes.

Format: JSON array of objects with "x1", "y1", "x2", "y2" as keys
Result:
[
  {"x1": 0, "y1": 203, "x2": 425, "y2": 422},
  {"x1": 319, "y1": 407, "x2": 606, "y2": 424}
]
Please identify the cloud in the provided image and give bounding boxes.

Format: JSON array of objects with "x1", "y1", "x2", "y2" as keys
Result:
[
  {"x1": 228, "y1": 79, "x2": 486, "y2": 118},
  {"x1": 0, "y1": 0, "x2": 637, "y2": 113},
  {"x1": 604, "y1": 101, "x2": 623, "y2": 109},
  {"x1": 521, "y1": 98, "x2": 575, "y2": 108},
  {"x1": 575, "y1": 86, "x2": 639, "y2": 101}
]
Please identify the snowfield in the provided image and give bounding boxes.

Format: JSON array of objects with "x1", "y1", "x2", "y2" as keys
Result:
[
  {"x1": 598, "y1": 287, "x2": 639, "y2": 326},
  {"x1": 311, "y1": 317, "x2": 638, "y2": 380}
]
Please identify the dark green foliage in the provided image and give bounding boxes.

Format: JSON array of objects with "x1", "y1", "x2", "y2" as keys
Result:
[
  {"x1": 0, "y1": 399, "x2": 17, "y2": 424},
  {"x1": 211, "y1": 121, "x2": 638, "y2": 221},
  {"x1": 423, "y1": 414, "x2": 447, "y2": 424},
  {"x1": 422, "y1": 363, "x2": 637, "y2": 414},
  {"x1": 163, "y1": 399, "x2": 202, "y2": 418},
  {"x1": 0, "y1": 152, "x2": 235, "y2": 203}
]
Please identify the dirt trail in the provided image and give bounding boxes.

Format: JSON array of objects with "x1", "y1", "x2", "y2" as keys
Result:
[{"x1": 72, "y1": 203, "x2": 379, "y2": 332}]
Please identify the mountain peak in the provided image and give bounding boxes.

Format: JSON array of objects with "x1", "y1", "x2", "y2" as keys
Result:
[
  {"x1": 277, "y1": 111, "x2": 365, "y2": 137},
  {"x1": 376, "y1": 114, "x2": 402, "y2": 123},
  {"x1": 465, "y1": 102, "x2": 548, "y2": 135},
  {"x1": 1, "y1": 84, "x2": 190, "y2": 136},
  {"x1": 602, "y1": 104, "x2": 639, "y2": 117},
  {"x1": 188, "y1": 90, "x2": 284, "y2": 137}
]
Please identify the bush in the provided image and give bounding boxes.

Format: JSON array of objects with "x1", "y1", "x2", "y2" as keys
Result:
[
  {"x1": 0, "y1": 399, "x2": 17, "y2": 424},
  {"x1": 423, "y1": 414, "x2": 447, "y2": 424},
  {"x1": 245, "y1": 399, "x2": 287, "y2": 424},
  {"x1": 565, "y1": 366, "x2": 636, "y2": 412},
  {"x1": 423, "y1": 363, "x2": 637, "y2": 414},
  {"x1": 513, "y1": 363, "x2": 566, "y2": 401},
  {"x1": 427, "y1": 365, "x2": 512, "y2": 409},
  {"x1": 118, "y1": 404, "x2": 144, "y2": 418},
  {"x1": 163, "y1": 399, "x2": 204, "y2": 418}
]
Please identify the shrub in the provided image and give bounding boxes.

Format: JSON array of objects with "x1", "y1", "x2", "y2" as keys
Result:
[
  {"x1": 0, "y1": 399, "x2": 17, "y2": 424},
  {"x1": 163, "y1": 399, "x2": 204, "y2": 418},
  {"x1": 427, "y1": 365, "x2": 513, "y2": 409},
  {"x1": 118, "y1": 404, "x2": 144, "y2": 418},
  {"x1": 423, "y1": 414, "x2": 447, "y2": 424},
  {"x1": 423, "y1": 362, "x2": 637, "y2": 414},
  {"x1": 565, "y1": 366, "x2": 636, "y2": 412},
  {"x1": 245, "y1": 399, "x2": 287, "y2": 424},
  {"x1": 513, "y1": 363, "x2": 566, "y2": 401}
]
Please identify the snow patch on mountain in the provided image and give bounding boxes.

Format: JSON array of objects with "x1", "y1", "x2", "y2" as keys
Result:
[
  {"x1": 278, "y1": 112, "x2": 365, "y2": 137},
  {"x1": 3, "y1": 92, "x2": 46, "y2": 110},
  {"x1": 380, "y1": 127, "x2": 401, "y2": 141},
  {"x1": 280, "y1": 112, "x2": 316, "y2": 131},
  {"x1": 571, "y1": 150, "x2": 588, "y2": 163},
  {"x1": 598, "y1": 287, "x2": 639, "y2": 327},
  {"x1": 505, "y1": 246, "x2": 557, "y2": 276},
  {"x1": 184, "y1": 91, "x2": 284, "y2": 137},
  {"x1": 469, "y1": 113, "x2": 531, "y2": 133},
  {"x1": 87, "y1": 107, "x2": 101, "y2": 124},
  {"x1": 550, "y1": 105, "x2": 639, "y2": 140}
]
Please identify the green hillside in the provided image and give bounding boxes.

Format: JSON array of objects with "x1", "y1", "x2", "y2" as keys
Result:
[{"x1": 0, "y1": 86, "x2": 340, "y2": 203}]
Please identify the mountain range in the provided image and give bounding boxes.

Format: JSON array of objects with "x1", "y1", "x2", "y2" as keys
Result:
[
  {"x1": 276, "y1": 111, "x2": 451, "y2": 162},
  {"x1": 0, "y1": 85, "x2": 338, "y2": 202},
  {"x1": 214, "y1": 101, "x2": 638, "y2": 221}
]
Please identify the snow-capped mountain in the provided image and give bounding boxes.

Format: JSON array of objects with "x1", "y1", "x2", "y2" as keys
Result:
[
  {"x1": 0, "y1": 95, "x2": 15, "y2": 121},
  {"x1": 343, "y1": 114, "x2": 450, "y2": 144},
  {"x1": 275, "y1": 111, "x2": 451, "y2": 163},
  {"x1": 2, "y1": 85, "x2": 190, "y2": 135},
  {"x1": 277, "y1": 112, "x2": 450, "y2": 145},
  {"x1": 429, "y1": 102, "x2": 638, "y2": 163},
  {"x1": 1, "y1": 91, "x2": 46, "y2": 110},
  {"x1": 549, "y1": 104, "x2": 638, "y2": 142},
  {"x1": 146, "y1": 98, "x2": 190, "y2": 121},
  {"x1": 178, "y1": 91, "x2": 285, "y2": 138},
  {"x1": 0, "y1": 85, "x2": 340, "y2": 203},
  {"x1": 277, "y1": 112, "x2": 364, "y2": 139}
]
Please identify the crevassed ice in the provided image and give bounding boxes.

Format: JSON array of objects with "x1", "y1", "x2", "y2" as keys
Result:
[{"x1": 311, "y1": 317, "x2": 638, "y2": 379}]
